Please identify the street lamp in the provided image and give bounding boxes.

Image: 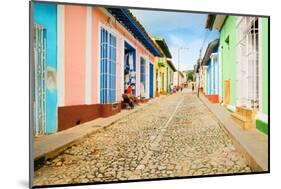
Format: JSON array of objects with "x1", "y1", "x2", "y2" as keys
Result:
[{"x1": 178, "y1": 47, "x2": 189, "y2": 88}]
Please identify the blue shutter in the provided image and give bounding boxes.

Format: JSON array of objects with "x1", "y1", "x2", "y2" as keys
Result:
[
  {"x1": 149, "y1": 63, "x2": 154, "y2": 98},
  {"x1": 100, "y1": 28, "x2": 117, "y2": 104}
]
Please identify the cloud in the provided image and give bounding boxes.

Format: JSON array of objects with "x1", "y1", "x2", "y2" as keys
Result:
[
  {"x1": 130, "y1": 9, "x2": 220, "y2": 71},
  {"x1": 130, "y1": 9, "x2": 207, "y2": 34}
]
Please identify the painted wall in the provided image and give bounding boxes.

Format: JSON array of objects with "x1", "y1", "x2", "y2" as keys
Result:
[
  {"x1": 261, "y1": 17, "x2": 269, "y2": 115},
  {"x1": 154, "y1": 58, "x2": 160, "y2": 95},
  {"x1": 64, "y1": 5, "x2": 87, "y2": 106},
  {"x1": 256, "y1": 17, "x2": 269, "y2": 134},
  {"x1": 92, "y1": 8, "x2": 155, "y2": 101},
  {"x1": 220, "y1": 16, "x2": 237, "y2": 108},
  {"x1": 34, "y1": 5, "x2": 158, "y2": 134},
  {"x1": 34, "y1": 2, "x2": 58, "y2": 134},
  {"x1": 167, "y1": 64, "x2": 174, "y2": 92},
  {"x1": 154, "y1": 57, "x2": 168, "y2": 94}
]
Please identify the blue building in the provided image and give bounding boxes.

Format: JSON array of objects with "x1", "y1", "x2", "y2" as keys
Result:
[{"x1": 202, "y1": 39, "x2": 220, "y2": 103}]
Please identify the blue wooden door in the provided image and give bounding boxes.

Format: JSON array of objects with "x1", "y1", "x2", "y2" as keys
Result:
[{"x1": 149, "y1": 63, "x2": 154, "y2": 98}]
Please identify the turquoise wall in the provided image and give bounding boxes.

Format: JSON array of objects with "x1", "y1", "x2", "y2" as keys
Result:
[
  {"x1": 220, "y1": 16, "x2": 237, "y2": 107},
  {"x1": 34, "y1": 3, "x2": 57, "y2": 134}
]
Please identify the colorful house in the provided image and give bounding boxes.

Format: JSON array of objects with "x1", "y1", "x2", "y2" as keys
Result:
[
  {"x1": 167, "y1": 59, "x2": 177, "y2": 92},
  {"x1": 206, "y1": 15, "x2": 269, "y2": 134},
  {"x1": 32, "y1": 2, "x2": 162, "y2": 135},
  {"x1": 173, "y1": 70, "x2": 185, "y2": 89},
  {"x1": 152, "y1": 37, "x2": 173, "y2": 95},
  {"x1": 201, "y1": 39, "x2": 220, "y2": 103}
]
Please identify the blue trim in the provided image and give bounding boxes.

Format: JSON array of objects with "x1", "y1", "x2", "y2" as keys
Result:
[
  {"x1": 149, "y1": 63, "x2": 154, "y2": 98},
  {"x1": 107, "y1": 8, "x2": 162, "y2": 57},
  {"x1": 100, "y1": 27, "x2": 117, "y2": 104},
  {"x1": 140, "y1": 57, "x2": 146, "y2": 93}
]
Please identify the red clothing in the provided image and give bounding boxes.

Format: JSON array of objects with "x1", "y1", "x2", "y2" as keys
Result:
[{"x1": 127, "y1": 85, "x2": 133, "y2": 95}]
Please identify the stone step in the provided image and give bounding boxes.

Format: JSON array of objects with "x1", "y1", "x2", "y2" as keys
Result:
[
  {"x1": 236, "y1": 106, "x2": 256, "y2": 120},
  {"x1": 231, "y1": 112, "x2": 256, "y2": 130}
]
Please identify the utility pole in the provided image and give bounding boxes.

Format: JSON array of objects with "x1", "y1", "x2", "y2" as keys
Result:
[{"x1": 197, "y1": 49, "x2": 202, "y2": 97}]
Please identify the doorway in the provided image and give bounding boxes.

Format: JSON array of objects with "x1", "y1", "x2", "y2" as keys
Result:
[
  {"x1": 140, "y1": 57, "x2": 146, "y2": 98},
  {"x1": 149, "y1": 63, "x2": 154, "y2": 98},
  {"x1": 124, "y1": 41, "x2": 136, "y2": 95}
]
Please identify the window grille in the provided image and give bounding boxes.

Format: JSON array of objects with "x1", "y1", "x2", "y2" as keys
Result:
[
  {"x1": 100, "y1": 27, "x2": 117, "y2": 104},
  {"x1": 33, "y1": 24, "x2": 47, "y2": 136},
  {"x1": 236, "y1": 17, "x2": 259, "y2": 109}
]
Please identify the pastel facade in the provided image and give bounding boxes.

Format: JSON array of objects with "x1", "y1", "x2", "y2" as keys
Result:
[
  {"x1": 167, "y1": 60, "x2": 177, "y2": 91},
  {"x1": 201, "y1": 39, "x2": 220, "y2": 103},
  {"x1": 206, "y1": 15, "x2": 269, "y2": 134},
  {"x1": 173, "y1": 71, "x2": 185, "y2": 88},
  {"x1": 33, "y1": 2, "x2": 162, "y2": 135},
  {"x1": 152, "y1": 37, "x2": 174, "y2": 95}
]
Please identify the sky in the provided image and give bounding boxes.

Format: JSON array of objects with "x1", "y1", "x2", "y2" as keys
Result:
[{"x1": 130, "y1": 9, "x2": 220, "y2": 71}]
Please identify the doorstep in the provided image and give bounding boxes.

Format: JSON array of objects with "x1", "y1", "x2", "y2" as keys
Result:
[{"x1": 199, "y1": 93, "x2": 268, "y2": 172}]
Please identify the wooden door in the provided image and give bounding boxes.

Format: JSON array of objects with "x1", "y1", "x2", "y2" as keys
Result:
[{"x1": 224, "y1": 80, "x2": 230, "y2": 105}]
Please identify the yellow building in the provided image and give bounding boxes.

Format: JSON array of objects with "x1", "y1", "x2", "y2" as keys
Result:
[{"x1": 152, "y1": 37, "x2": 173, "y2": 96}]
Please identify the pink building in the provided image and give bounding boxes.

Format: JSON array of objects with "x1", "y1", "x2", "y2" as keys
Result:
[{"x1": 33, "y1": 3, "x2": 162, "y2": 133}]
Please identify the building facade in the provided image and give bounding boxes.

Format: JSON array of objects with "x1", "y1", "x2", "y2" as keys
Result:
[
  {"x1": 173, "y1": 71, "x2": 185, "y2": 88},
  {"x1": 201, "y1": 39, "x2": 220, "y2": 103},
  {"x1": 152, "y1": 37, "x2": 173, "y2": 95},
  {"x1": 33, "y1": 2, "x2": 162, "y2": 135},
  {"x1": 206, "y1": 15, "x2": 269, "y2": 133}
]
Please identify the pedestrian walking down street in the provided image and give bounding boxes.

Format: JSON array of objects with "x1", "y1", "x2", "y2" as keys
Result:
[{"x1": 192, "y1": 83, "x2": 194, "y2": 91}]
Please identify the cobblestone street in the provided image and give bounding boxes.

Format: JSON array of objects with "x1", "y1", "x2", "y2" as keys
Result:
[{"x1": 34, "y1": 89, "x2": 251, "y2": 186}]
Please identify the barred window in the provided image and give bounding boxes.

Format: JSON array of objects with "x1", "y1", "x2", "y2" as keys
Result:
[{"x1": 100, "y1": 27, "x2": 116, "y2": 104}]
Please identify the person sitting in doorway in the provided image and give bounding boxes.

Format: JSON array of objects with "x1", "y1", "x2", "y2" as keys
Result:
[
  {"x1": 122, "y1": 89, "x2": 135, "y2": 109},
  {"x1": 122, "y1": 83, "x2": 138, "y2": 108}
]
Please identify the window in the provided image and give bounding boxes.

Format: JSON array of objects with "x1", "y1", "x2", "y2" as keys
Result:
[
  {"x1": 236, "y1": 17, "x2": 259, "y2": 109},
  {"x1": 34, "y1": 23, "x2": 47, "y2": 135},
  {"x1": 140, "y1": 57, "x2": 146, "y2": 94},
  {"x1": 100, "y1": 27, "x2": 116, "y2": 104}
]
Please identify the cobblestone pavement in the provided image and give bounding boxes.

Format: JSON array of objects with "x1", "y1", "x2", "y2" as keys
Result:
[{"x1": 34, "y1": 90, "x2": 251, "y2": 186}]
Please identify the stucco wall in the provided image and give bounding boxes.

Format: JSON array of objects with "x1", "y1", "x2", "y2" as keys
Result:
[
  {"x1": 220, "y1": 16, "x2": 237, "y2": 107},
  {"x1": 34, "y1": 2, "x2": 58, "y2": 133},
  {"x1": 261, "y1": 17, "x2": 269, "y2": 115},
  {"x1": 64, "y1": 5, "x2": 87, "y2": 106}
]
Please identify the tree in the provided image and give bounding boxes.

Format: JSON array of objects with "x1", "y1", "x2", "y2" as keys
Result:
[{"x1": 186, "y1": 70, "x2": 194, "y2": 81}]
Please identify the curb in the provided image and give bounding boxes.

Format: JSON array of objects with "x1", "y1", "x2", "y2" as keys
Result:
[
  {"x1": 198, "y1": 93, "x2": 267, "y2": 172},
  {"x1": 34, "y1": 94, "x2": 170, "y2": 169}
]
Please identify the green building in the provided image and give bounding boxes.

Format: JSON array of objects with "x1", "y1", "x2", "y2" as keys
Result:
[{"x1": 206, "y1": 15, "x2": 269, "y2": 134}]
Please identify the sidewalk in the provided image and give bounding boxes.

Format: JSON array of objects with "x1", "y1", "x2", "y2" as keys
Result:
[
  {"x1": 199, "y1": 93, "x2": 268, "y2": 172},
  {"x1": 34, "y1": 96, "x2": 164, "y2": 162}
]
